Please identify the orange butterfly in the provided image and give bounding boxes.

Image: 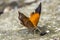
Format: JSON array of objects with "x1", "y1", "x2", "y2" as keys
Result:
[{"x1": 18, "y1": 3, "x2": 41, "y2": 32}]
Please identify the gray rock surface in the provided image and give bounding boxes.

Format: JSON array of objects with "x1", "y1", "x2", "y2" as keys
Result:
[{"x1": 0, "y1": 0, "x2": 60, "y2": 40}]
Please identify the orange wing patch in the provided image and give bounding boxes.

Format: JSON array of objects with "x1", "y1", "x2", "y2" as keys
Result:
[{"x1": 29, "y1": 12, "x2": 40, "y2": 28}]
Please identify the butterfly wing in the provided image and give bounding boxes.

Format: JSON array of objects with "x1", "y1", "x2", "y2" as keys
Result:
[
  {"x1": 18, "y1": 11, "x2": 35, "y2": 31},
  {"x1": 29, "y1": 3, "x2": 41, "y2": 28},
  {"x1": 29, "y1": 13, "x2": 40, "y2": 27}
]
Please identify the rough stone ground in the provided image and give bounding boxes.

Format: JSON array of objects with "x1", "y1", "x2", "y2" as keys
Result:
[{"x1": 0, "y1": 0, "x2": 60, "y2": 40}]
